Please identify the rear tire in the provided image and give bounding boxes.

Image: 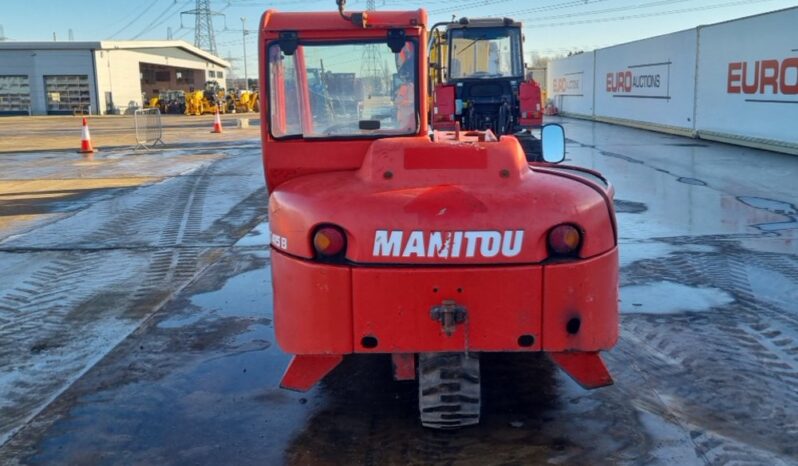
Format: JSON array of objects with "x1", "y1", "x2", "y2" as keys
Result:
[{"x1": 418, "y1": 352, "x2": 481, "y2": 429}]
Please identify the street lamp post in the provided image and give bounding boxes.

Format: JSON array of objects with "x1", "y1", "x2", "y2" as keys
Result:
[{"x1": 241, "y1": 17, "x2": 248, "y2": 89}]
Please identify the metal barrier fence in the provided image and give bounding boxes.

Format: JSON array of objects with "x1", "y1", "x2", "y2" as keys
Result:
[{"x1": 134, "y1": 108, "x2": 165, "y2": 150}]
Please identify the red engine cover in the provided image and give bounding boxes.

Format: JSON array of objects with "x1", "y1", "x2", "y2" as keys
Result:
[{"x1": 268, "y1": 134, "x2": 615, "y2": 265}]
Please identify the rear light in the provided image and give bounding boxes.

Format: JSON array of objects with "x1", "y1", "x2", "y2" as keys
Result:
[
  {"x1": 313, "y1": 225, "x2": 346, "y2": 257},
  {"x1": 548, "y1": 224, "x2": 582, "y2": 256}
]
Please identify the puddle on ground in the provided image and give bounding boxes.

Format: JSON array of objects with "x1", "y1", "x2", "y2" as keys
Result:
[
  {"x1": 676, "y1": 177, "x2": 707, "y2": 186},
  {"x1": 737, "y1": 196, "x2": 797, "y2": 215},
  {"x1": 754, "y1": 220, "x2": 798, "y2": 232},
  {"x1": 189, "y1": 265, "x2": 271, "y2": 320},
  {"x1": 233, "y1": 221, "x2": 271, "y2": 247},
  {"x1": 737, "y1": 196, "x2": 798, "y2": 232},
  {"x1": 614, "y1": 199, "x2": 648, "y2": 214},
  {"x1": 155, "y1": 312, "x2": 205, "y2": 329},
  {"x1": 620, "y1": 281, "x2": 734, "y2": 314},
  {"x1": 156, "y1": 251, "x2": 271, "y2": 329}
]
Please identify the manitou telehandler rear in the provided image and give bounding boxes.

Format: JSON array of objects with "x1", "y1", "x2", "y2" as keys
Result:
[
  {"x1": 259, "y1": 1, "x2": 618, "y2": 429},
  {"x1": 428, "y1": 17, "x2": 544, "y2": 159}
]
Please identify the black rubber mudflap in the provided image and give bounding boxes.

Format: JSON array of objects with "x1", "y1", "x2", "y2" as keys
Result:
[
  {"x1": 517, "y1": 133, "x2": 543, "y2": 162},
  {"x1": 418, "y1": 352, "x2": 481, "y2": 429}
]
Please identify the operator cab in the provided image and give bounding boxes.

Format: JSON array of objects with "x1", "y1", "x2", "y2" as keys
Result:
[
  {"x1": 447, "y1": 20, "x2": 524, "y2": 80},
  {"x1": 260, "y1": 8, "x2": 563, "y2": 196}
]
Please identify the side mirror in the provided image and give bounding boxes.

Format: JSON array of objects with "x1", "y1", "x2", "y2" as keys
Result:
[{"x1": 540, "y1": 123, "x2": 565, "y2": 163}]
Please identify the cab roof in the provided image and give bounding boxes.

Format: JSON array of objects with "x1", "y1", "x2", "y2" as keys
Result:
[
  {"x1": 260, "y1": 9, "x2": 427, "y2": 32},
  {"x1": 447, "y1": 17, "x2": 521, "y2": 29}
]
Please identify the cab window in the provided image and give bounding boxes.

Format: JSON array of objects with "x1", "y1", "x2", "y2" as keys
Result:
[{"x1": 268, "y1": 40, "x2": 418, "y2": 138}]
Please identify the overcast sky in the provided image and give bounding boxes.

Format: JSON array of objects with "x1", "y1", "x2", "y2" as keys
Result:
[{"x1": 2, "y1": 0, "x2": 796, "y2": 77}]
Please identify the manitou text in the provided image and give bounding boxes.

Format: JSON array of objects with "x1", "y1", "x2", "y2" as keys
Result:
[{"x1": 372, "y1": 230, "x2": 525, "y2": 258}]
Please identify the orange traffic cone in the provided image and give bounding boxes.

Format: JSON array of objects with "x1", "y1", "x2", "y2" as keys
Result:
[
  {"x1": 211, "y1": 106, "x2": 223, "y2": 133},
  {"x1": 78, "y1": 117, "x2": 96, "y2": 153}
]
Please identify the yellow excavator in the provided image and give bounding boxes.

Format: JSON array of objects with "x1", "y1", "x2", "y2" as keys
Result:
[
  {"x1": 145, "y1": 90, "x2": 186, "y2": 114},
  {"x1": 223, "y1": 89, "x2": 260, "y2": 113},
  {"x1": 236, "y1": 90, "x2": 260, "y2": 113},
  {"x1": 185, "y1": 81, "x2": 226, "y2": 116}
]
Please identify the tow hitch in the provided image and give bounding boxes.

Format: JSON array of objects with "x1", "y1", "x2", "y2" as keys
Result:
[{"x1": 430, "y1": 300, "x2": 467, "y2": 336}]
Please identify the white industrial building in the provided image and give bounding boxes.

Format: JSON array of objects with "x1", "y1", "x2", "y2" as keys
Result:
[
  {"x1": 546, "y1": 6, "x2": 798, "y2": 155},
  {"x1": 0, "y1": 40, "x2": 230, "y2": 115}
]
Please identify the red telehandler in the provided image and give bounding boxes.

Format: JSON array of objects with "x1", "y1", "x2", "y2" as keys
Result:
[{"x1": 258, "y1": 1, "x2": 618, "y2": 428}]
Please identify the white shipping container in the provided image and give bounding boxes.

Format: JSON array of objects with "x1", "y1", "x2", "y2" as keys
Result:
[
  {"x1": 695, "y1": 7, "x2": 798, "y2": 147},
  {"x1": 547, "y1": 52, "x2": 595, "y2": 117},
  {"x1": 594, "y1": 29, "x2": 697, "y2": 132}
]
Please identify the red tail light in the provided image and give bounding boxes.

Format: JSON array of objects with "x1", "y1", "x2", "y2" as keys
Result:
[
  {"x1": 313, "y1": 226, "x2": 346, "y2": 257},
  {"x1": 548, "y1": 224, "x2": 582, "y2": 256}
]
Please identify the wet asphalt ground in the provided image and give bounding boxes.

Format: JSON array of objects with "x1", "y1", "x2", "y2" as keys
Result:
[{"x1": 1, "y1": 118, "x2": 798, "y2": 465}]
